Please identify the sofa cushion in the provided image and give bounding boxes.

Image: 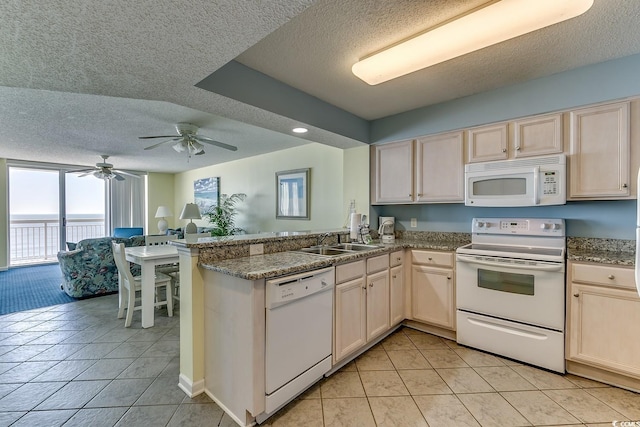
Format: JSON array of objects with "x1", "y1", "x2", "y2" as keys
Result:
[{"x1": 58, "y1": 236, "x2": 145, "y2": 298}]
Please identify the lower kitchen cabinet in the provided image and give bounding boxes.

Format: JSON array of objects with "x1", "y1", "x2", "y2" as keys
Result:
[
  {"x1": 334, "y1": 276, "x2": 367, "y2": 362},
  {"x1": 334, "y1": 255, "x2": 390, "y2": 363},
  {"x1": 389, "y1": 250, "x2": 404, "y2": 326},
  {"x1": 410, "y1": 250, "x2": 455, "y2": 330},
  {"x1": 567, "y1": 261, "x2": 640, "y2": 384}
]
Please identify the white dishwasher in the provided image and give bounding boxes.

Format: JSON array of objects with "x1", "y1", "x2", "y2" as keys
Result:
[{"x1": 262, "y1": 266, "x2": 334, "y2": 418}]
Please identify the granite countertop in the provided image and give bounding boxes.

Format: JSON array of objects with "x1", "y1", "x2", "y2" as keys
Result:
[
  {"x1": 200, "y1": 236, "x2": 468, "y2": 280},
  {"x1": 567, "y1": 248, "x2": 635, "y2": 266},
  {"x1": 566, "y1": 237, "x2": 635, "y2": 266}
]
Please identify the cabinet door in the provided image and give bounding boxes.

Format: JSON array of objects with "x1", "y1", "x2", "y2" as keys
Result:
[
  {"x1": 513, "y1": 113, "x2": 563, "y2": 158},
  {"x1": 568, "y1": 283, "x2": 640, "y2": 377},
  {"x1": 411, "y1": 265, "x2": 455, "y2": 329},
  {"x1": 366, "y1": 270, "x2": 390, "y2": 341},
  {"x1": 569, "y1": 102, "x2": 630, "y2": 198},
  {"x1": 334, "y1": 277, "x2": 367, "y2": 363},
  {"x1": 389, "y1": 265, "x2": 404, "y2": 326},
  {"x1": 466, "y1": 123, "x2": 508, "y2": 163},
  {"x1": 415, "y1": 131, "x2": 464, "y2": 202},
  {"x1": 373, "y1": 140, "x2": 414, "y2": 203}
]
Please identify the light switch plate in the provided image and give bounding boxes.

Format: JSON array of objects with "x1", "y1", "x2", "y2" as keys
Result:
[
  {"x1": 250, "y1": 244, "x2": 264, "y2": 256},
  {"x1": 411, "y1": 218, "x2": 417, "y2": 227}
]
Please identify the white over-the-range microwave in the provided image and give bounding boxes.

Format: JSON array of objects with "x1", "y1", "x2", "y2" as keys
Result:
[{"x1": 465, "y1": 154, "x2": 566, "y2": 207}]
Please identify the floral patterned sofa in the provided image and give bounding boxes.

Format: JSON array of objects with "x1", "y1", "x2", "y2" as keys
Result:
[{"x1": 57, "y1": 236, "x2": 145, "y2": 298}]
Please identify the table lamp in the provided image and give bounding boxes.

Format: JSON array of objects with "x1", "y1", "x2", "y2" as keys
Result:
[
  {"x1": 180, "y1": 203, "x2": 201, "y2": 234},
  {"x1": 155, "y1": 206, "x2": 173, "y2": 234}
]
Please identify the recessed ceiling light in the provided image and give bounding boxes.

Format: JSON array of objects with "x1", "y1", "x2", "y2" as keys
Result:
[{"x1": 292, "y1": 127, "x2": 308, "y2": 134}]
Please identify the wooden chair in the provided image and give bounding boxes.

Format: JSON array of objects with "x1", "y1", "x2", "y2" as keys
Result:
[
  {"x1": 145, "y1": 234, "x2": 181, "y2": 301},
  {"x1": 112, "y1": 242, "x2": 173, "y2": 328}
]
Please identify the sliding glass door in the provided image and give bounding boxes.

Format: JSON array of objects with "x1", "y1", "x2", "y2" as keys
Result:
[{"x1": 8, "y1": 165, "x2": 106, "y2": 266}]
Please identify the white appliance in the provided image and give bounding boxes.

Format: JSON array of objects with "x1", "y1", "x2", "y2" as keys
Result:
[
  {"x1": 636, "y1": 168, "x2": 640, "y2": 296},
  {"x1": 465, "y1": 154, "x2": 566, "y2": 207},
  {"x1": 456, "y1": 218, "x2": 566, "y2": 373},
  {"x1": 261, "y1": 267, "x2": 335, "y2": 421},
  {"x1": 378, "y1": 216, "x2": 395, "y2": 243}
]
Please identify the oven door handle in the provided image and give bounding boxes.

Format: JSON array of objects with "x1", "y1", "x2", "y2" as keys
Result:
[{"x1": 456, "y1": 254, "x2": 564, "y2": 272}]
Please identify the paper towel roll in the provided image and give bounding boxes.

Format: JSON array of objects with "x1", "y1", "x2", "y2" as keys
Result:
[{"x1": 350, "y1": 213, "x2": 362, "y2": 240}]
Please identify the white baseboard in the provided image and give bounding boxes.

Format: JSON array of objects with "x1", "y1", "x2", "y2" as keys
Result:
[{"x1": 178, "y1": 373, "x2": 205, "y2": 397}]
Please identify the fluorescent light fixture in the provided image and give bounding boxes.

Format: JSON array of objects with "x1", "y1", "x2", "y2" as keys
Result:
[
  {"x1": 352, "y1": 0, "x2": 594, "y2": 85},
  {"x1": 292, "y1": 127, "x2": 308, "y2": 134}
]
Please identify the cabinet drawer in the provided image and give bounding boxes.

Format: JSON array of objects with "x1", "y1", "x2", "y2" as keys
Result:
[
  {"x1": 390, "y1": 250, "x2": 404, "y2": 267},
  {"x1": 336, "y1": 260, "x2": 365, "y2": 284},
  {"x1": 571, "y1": 263, "x2": 635, "y2": 290},
  {"x1": 411, "y1": 250, "x2": 453, "y2": 267},
  {"x1": 367, "y1": 254, "x2": 389, "y2": 274}
]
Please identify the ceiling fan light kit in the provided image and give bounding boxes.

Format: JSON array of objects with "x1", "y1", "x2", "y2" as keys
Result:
[
  {"x1": 141, "y1": 122, "x2": 238, "y2": 160},
  {"x1": 351, "y1": 0, "x2": 594, "y2": 85},
  {"x1": 70, "y1": 155, "x2": 139, "y2": 181}
]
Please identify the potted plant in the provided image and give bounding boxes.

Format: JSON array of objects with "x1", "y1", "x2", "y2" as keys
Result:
[{"x1": 202, "y1": 193, "x2": 247, "y2": 236}]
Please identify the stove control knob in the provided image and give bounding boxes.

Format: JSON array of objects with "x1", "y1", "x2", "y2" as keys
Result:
[
  {"x1": 552, "y1": 223, "x2": 562, "y2": 230},
  {"x1": 541, "y1": 223, "x2": 551, "y2": 230},
  {"x1": 476, "y1": 221, "x2": 485, "y2": 228}
]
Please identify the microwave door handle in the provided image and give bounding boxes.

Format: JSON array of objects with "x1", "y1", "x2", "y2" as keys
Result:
[
  {"x1": 456, "y1": 254, "x2": 564, "y2": 272},
  {"x1": 533, "y1": 166, "x2": 540, "y2": 205}
]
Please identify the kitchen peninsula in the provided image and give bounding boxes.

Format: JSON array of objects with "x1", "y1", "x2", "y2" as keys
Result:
[{"x1": 172, "y1": 230, "x2": 469, "y2": 426}]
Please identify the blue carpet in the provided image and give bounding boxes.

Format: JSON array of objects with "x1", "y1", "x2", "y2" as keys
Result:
[{"x1": 0, "y1": 264, "x2": 75, "y2": 315}]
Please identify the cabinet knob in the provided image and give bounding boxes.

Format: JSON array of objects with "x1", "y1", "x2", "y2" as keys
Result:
[
  {"x1": 409, "y1": 194, "x2": 412, "y2": 197},
  {"x1": 369, "y1": 283, "x2": 374, "y2": 288},
  {"x1": 622, "y1": 183, "x2": 628, "y2": 188},
  {"x1": 573, "y1": 293, "x2": 579, "y2": 297},
  {"x1": 502, "y1": 148, "x2": 507, "y2": 153},
  {"x1": 396, "y1": 257, "x2": 401, "y2": 261},
  {"x1": 515, "y1": 146, "x2": 521, "y2": 151},
  {"x1": 608, "y1": 274, "x2": 615, "y2": 280},
  {"x1": 392, "y1": 275, "x2": 397, "y2": 279},
  {"x1": 447, "y1": 276, "x2": 451, "y2": 280},
  {"x1": 428, "y1": 257, "x2": 433, "y2": 261},
  {"x1": 417, "y1": 193, "x2": 422, "y2": 197},
  {"x1": 362, "y1": 286, "x2": 367, "y2": 290}
]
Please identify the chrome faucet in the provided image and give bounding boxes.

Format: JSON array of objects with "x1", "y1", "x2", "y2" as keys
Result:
[{"x1": 316, "y1": 232, "x2": 331, "y2": 246}]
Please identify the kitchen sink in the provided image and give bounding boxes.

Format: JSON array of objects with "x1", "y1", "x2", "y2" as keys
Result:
[
  {"x1": 297, "y1": 247, "x2": 350, "y2": 256},
  {"x1": 331, "y1": 243, "x2": 382, "y2": 252},
  {"x1": 296, "y1": 243, "x2": 382, "y2": 257}
]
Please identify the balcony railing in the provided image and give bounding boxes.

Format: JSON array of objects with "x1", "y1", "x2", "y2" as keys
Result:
[{"x1": 9, "y1": 218, "x2": 106, "y2": 265}]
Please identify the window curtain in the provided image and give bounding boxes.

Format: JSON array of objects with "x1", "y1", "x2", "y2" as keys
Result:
[{"x1": 109, "y1": 174, "x2": 146, "y2": 232}]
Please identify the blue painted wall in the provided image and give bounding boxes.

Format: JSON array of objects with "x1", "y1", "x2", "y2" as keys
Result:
[
  {"x1": 369, "y1": 54, "x2": 640, "y2": 239},
  {"x1": 373, "y1": 200, "x2": 636, "y2": 239}
]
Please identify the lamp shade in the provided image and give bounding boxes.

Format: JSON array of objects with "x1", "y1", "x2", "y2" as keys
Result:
[
  {"x1": 155, "y1": 206, "x2": 173, "y2": 218},
  {"x1": 180, "y1": 203, "x2": 201, "y2": 234},
  {"x1": 179, "y1": 203, "x2": 201, "y2": 220}
]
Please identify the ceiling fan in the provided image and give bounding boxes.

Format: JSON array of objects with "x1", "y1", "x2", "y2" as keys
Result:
[
  {"x1": 69, "y1": 155, "x2": 139, "y2": 181},
  {"x1": 139, "y1": 122, "x2": 238, "y2": 157}
]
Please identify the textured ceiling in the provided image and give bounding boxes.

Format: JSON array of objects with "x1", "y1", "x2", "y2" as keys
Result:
[{"x1": 1, "y1": 0, "x2": 640, "y2": 173}]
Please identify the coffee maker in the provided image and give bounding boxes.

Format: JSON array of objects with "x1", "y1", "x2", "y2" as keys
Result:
[{"x1": 378, "y1": 217, "x2": 395, "y2": 244}]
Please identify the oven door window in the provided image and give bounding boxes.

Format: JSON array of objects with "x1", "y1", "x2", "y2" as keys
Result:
[{"x1": 477, "y1": 269, "x2": 534, "y2": 295}]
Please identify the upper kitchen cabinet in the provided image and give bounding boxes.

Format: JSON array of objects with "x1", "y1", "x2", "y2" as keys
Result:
[
  {"x1": 371, "y1": 131, "x2": 464, "y2": 205},
  {"x1": 371, "y1": 140, "x2": 413, "y2": 203},
  {"x1": 466, "y1": 113, "x2": 563, "y2": 163},
  {"x1": 568, "y1": 101, "x2": 631, "y2": 199},
  {"x1": 415, "y1": 132, "x2": 464, "y2": 203}
]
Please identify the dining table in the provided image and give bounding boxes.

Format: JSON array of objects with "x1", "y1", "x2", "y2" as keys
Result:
[{"x1": 125, "y1": 244, "x2": 179, "y2": 328}]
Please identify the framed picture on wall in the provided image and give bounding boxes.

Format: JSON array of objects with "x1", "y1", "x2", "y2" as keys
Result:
[
  {"x1": 194, "y1": 177, "x2": 220, "y2": 212},
  {"x1": 276, "y1": 168, "x2": 310, "y2": 219}
]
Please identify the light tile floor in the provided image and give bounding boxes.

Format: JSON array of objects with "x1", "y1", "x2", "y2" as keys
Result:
[{"x1": 1, "y1": 295, "x2": 640, "y2": 426}]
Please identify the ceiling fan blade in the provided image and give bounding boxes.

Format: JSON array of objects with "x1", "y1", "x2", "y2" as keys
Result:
[
  {"x1": 144, "y1": 138, "x2": 180, "y2": 150},
  {"x1": 78, "y1": 170, "x2": 95, "y2": 177},
  {"x1": 138, "y1": 135, "x2": 178, "y2": 139},
  {"x1": 113, "y1": 169, "x2": 141, "y2": 179},
  {"x1": 113, "y1": 173, "x2": 126, "y2": 181},
  {"x1": 67, "y1": 168, "x2": 94, "y2": 174},
  {"x1": 195, "y1": 136, "x2": 238, "y2": 152}
]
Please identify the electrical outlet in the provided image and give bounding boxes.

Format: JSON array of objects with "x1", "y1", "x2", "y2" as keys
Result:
[
  {"x1": 250, "y1": 244, "x2": 264, "y2": 256},
  {"x1": 411, "y1": 218, "x2": 417, "y2": 228}
]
